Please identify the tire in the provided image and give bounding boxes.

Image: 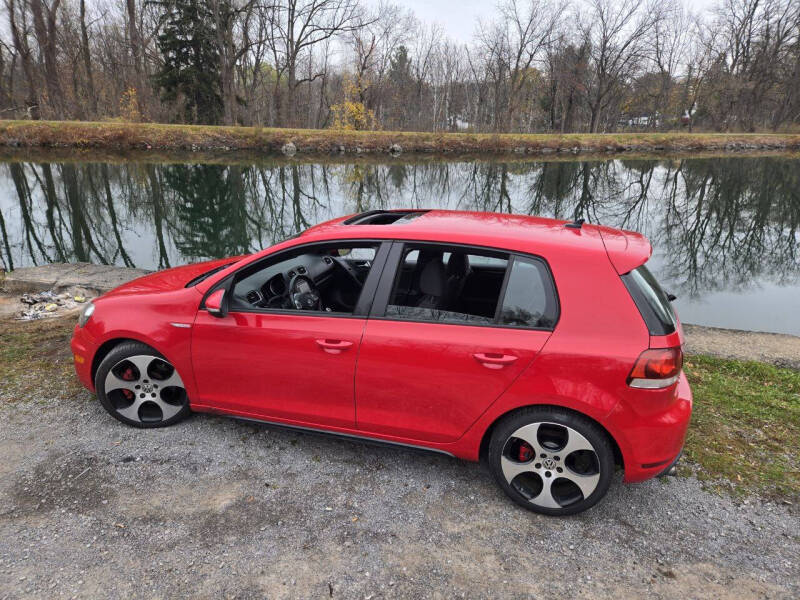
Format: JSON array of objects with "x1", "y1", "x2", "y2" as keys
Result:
[
  {"x1": 94, "y1": 341, "x2": 191, "y2": 428},
  {"x1": 488, "y1": 407, "x2": 615, "y2": 516}
]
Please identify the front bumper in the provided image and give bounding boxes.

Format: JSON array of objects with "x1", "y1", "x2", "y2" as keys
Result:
[
  {"x1": 70, "y1": 324, "x2": 97, "y2": 391},
  {"x1": 603, "y1": 371, "x2": 693, "y2": 483}
]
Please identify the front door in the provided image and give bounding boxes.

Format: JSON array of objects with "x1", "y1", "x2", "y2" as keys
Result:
[
  {"x1": 192, "y1": 311, "x2": 365, "y2": 427},
  {"x1": 191, "y1": 241, "x2": 387, "y2": 428}
]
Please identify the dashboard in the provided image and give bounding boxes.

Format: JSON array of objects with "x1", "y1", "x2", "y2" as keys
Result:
[{"x1": 231, "y1": 252, "x2": 363, "y2": 311}]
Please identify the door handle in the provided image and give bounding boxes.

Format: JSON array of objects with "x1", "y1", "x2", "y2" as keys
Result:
[
  {"x1": 473, "y1": 352, "x2": 519, "y2": 369},
  {"x1": 315, "y1": 339, "x2": 354, "y2": 354}
]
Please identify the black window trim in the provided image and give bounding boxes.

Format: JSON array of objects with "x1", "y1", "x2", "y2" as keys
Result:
[
  {"x1": 200, "y1": 239, "x2": 393, "y2": 320},
  {"x1": 369, "y1": 240, "x2": 561, "y2": 332}
]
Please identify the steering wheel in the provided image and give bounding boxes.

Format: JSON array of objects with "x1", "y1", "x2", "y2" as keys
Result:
[
  {"x1": 332, "y1": 255, "x2": 366, "y2": 287},
  {"x1": 288, "y1": 274, "x2": 321, "y2": 311}
]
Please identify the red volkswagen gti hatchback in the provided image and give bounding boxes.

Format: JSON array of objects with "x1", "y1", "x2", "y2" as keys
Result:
[{"x1": 71, "y1": 210, "x2": 692, "y2": 515}]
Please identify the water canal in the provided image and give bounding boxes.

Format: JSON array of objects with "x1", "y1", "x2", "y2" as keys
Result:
[{"x1": 1, "y1": 154, "x2": 798, "y2": 334}]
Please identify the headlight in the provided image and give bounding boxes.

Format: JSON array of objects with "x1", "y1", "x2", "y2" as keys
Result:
[{"x1": 78, "y1": 302, "x2": 95, "y2": 327}]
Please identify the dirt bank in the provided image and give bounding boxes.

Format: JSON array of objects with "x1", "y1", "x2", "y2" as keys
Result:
[
  {"x1": 683, "y1": 324, "x2": 800, "y2": 371},
  {"x1": 2, "y1": 120, "x2": 800, "y2": 158}
]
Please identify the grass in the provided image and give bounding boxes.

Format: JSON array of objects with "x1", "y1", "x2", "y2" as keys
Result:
[
  {"x1": 1, "y1": 119, "x2": 800, "y2": 157},
  {"x1": 1, "y1": 314, "x2": 798, "y2": 503},
  {"x1": 683, "y1": 355, "x2": 800, "y2": 503},
  {"x1": 0, "y1": 315, "x2": 82, "y2": 402}
]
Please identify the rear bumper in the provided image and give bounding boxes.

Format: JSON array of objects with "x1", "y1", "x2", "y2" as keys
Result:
[
  {"x1": 603, "y1": 371, "x2": 692, "y2": 483},
  {"x1": 70, "y1": 324, "x2": 97, "y2": 391},
  {"x1": 655, "y1": 449, "x2": 683, "y2": 478}
]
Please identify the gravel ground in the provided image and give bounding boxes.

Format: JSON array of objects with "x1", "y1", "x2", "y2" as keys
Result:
[
  {"x1": 1, "y1": 389, "x2": 798, "y2": 599},
  {"x1": 683, "y1": 324, "x2": 800, "y2": 370}
]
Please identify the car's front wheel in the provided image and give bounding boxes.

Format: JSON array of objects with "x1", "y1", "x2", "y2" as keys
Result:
[
  {"x1": 95, "y1": 341, "x2": 190, "y2": 428},
  {"x1": 488, "y1": 407, "x2": 614, "y2": 516}
]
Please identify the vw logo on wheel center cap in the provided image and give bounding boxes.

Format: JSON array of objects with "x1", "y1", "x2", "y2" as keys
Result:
[
  {"x1": 142, "y1": 383, "x2": 154, "y2": 393},
  {"x1": 542, "y1": 458, "x2": 556, "y2": 470}
]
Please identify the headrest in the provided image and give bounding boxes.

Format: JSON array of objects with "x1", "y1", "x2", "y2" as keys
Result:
[
  {"x1": 446, "y1": 253, "x2": 471, "y2": 278},
  {"x1": 417, "y1": 249, "x2": 442, "y2": 267},
  {"x1": 419, "y1": 259, "x2": 446, "y2": 297}
]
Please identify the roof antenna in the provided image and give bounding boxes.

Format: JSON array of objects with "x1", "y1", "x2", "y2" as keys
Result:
[{"x1": 565, "y1": 217, "x2": 585, "y2": 229}]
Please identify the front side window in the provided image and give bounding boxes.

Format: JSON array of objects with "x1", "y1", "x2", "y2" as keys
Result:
[
  {"x1": 230, "y1": 243, "x2": 378, "y2": 314},
  {"x1": 383, "y1": 243, "x2": 557, "y2": 329}
]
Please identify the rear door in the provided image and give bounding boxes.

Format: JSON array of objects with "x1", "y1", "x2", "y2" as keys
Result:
[{"x1": 354, "y1": 242, "x2": 559, "y2": 443}]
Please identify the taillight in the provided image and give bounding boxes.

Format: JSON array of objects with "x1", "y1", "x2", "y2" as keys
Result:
[{"x1": 627, "y1": 347, "x2": 683, "y2": 389}]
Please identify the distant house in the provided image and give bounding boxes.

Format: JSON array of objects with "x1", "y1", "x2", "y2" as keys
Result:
[{"x1": 619, "y1": 114, "x2": 661, "y2": 129}]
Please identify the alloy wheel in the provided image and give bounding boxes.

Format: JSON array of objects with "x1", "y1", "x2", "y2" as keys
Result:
[
  {"x1": 500, "y1": 421, "x2": 601, "y2": 509},
  {"x1": 104, "y1": 354, "x2": 187, "y2": 424}
]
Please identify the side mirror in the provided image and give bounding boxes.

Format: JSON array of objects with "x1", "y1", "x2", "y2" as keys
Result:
[{"x1": 206, "y1": 288, "x2": 228, "y2": 318}]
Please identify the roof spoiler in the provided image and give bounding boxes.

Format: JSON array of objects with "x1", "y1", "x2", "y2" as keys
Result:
[{"x1": 595, "y1": 225, "x2": 652, "y2": 274}]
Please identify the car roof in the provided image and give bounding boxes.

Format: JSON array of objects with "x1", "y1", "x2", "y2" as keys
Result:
[{"x1": 301, "y1": 209, "x2": 651, "y2": 273}]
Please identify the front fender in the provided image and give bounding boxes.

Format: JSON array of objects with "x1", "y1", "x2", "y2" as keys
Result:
[{"x1": 79, "y1": 288, "x2": 200, "y2": 400}]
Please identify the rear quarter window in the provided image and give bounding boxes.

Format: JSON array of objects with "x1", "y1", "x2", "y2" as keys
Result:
[
  {"x1": 499, "y1": 257, "x2": 558, "y2": 329},
  {"x1": 621, "y1": 265, "x2": 677, "y2": 335}
]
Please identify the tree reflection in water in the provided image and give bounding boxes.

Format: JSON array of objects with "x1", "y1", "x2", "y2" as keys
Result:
[{"x1": 1, "y1": 155, "x2": 798, "y2": 310}]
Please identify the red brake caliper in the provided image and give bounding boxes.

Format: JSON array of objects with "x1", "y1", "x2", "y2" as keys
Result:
[
  {"x1": 121, "y1": 367, "x2": 136, "y2": 400},
  {"x1": 518, "y1": 442, "x2": 533, "y2": 462}
]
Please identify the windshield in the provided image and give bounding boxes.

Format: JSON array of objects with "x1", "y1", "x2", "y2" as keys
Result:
[{"x1": 185, "y1": 263, "x2": 234, "y2": 288}]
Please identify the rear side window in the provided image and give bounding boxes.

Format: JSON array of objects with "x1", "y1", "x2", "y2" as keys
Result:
[
  {"x1": 621, "y1": 265, "x2": 677, "y2": 335},
  {"x1": 383, "y1": 243, "x2": 558, "y2": 330}
]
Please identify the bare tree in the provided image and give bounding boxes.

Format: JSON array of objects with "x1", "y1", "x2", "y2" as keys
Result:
[
  {"x1": 579, "y1": 0, "x2": 660, "y2": 132},
  {"x1": 29, "y1": 0, "x2": 63, "y2": 116},
  {"x1": 346, "y1": 2, "x2": 412, "y2": 121},
  {"x1": 477, "y1": 0, "x2": 566, "y2": 131},
  {"x1": 0, "y1": 0, "x2": 799, "y2": 132},
  {"x1": 79, "y1": 0, "x2": 97, "y2": 114},
  {"x1": 648, "y1": 0, "x2": 691, "y2": 122},
  {"x1": 209, "y1": 0, "x2": 260, "y2": 125},
  {"x1": 266, "y1": 0, "x2": 362, "y2": 125},
  {"x1": 126, "y1": 0, "x2": 144, "y2": 84},
  {"x1": 409, "y1": 21, "x2": 442, "y2": 130},
  {"x1": 6, "y1": 0, "x2": 40, "y2": 117}
]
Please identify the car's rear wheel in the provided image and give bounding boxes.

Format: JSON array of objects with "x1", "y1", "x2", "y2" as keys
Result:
[
  {"x1": 488, "y1": 407, "x2": 614, "y2": 516},
  {"x1": 95, "y1": 342, "x2": 190, "y2": 428}
]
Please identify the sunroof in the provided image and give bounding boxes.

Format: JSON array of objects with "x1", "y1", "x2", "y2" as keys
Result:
[{"x1": 343, "y1": 210, "x2": 427, "y2": 225}]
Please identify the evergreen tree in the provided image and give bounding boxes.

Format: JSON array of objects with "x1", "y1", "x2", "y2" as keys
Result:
[
  {"x1": 388, "y1": 46, "x2": 413, "y2": 88},
  {"x1": 164, "y1": 164, "x2": 249, "y2": 259},
  {"x1": 152, "y1": 0, "x2": 223, "y2": 124},
  {"x1": 387, "y1": 46, "x2": 413, "y2": 129}
]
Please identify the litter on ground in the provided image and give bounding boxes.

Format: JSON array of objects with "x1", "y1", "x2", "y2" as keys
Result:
[{"x1": 16, "y1": 289, "x2": 92, "y2": 320}]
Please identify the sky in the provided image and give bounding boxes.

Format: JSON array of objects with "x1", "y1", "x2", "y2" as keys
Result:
[
  {"x1": 365, "y1": 0, "x2": 719, "y2": 44},
  {"x1": 383, "y1": 0, "x2": 489, "y2": 43}
]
